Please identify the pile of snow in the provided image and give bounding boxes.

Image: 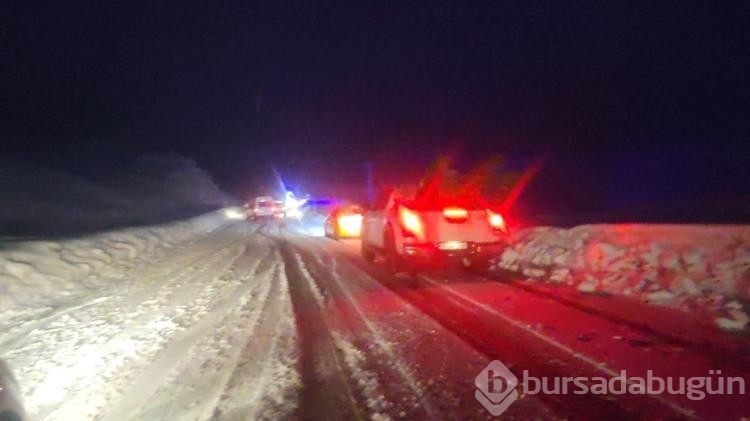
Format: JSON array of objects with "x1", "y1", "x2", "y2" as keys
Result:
[
  {"x1": 0, "y1": 208, "x2": 239, "y2": 331},
  {"x1": 494, "y1": 224, "x2": 750, "y2": 331}
]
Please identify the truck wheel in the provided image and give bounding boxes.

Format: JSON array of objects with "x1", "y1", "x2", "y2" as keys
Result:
[
  {"x1": 383, "y1": 225, "x2": 417, "y2": 282},
  {"x1": 361, "y1": 242, "x2": 376, "y2": 263},
  {"x1": 383, "y1": 225, "x2": 399, "y2": 272},
  {"x1": 466, "y1": 257, "x2": 491, "y2": 273}
]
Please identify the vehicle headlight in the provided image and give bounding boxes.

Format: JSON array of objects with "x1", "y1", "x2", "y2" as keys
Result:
[{"x1": 224, "y1": 207, "x2": 247, "y2": 220}]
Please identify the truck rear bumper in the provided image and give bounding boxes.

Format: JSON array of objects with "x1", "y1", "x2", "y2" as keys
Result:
[{"x1": 401, "y1": 241, "x2": 507, "y2": 265}]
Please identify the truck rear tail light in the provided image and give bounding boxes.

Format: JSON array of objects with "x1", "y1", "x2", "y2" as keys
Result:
[
  {"x1": 338, "y1": 214, "x2": 363, "y2": 236},
  {"x1": 442, "y1": 206, "x2": 468, "y2": 221},
  {"x1": 399, "y1": 206, "x2": 425, "y2": 241},
  {"x1": 487, "y1": 210, "x2": 509, "y2": 235}
]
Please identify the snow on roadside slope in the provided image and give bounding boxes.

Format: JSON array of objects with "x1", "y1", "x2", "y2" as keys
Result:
[
  {"x1": 0, "y1": 208, "x2": 241, "y2": 334},
  {"x1": 494, "y1": 224, "x2": 750, "y2": 331},
  {"x1": 1, "y1": 208, "x2": 303, "y2": 420}
]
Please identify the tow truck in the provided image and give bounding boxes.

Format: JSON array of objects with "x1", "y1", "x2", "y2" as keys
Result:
[{"x1": 360, "y1": 185, "x2": 510, "y2": 275}]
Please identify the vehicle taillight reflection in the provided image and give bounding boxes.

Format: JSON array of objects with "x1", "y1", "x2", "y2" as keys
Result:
[{"x1": 399, "y1": 206, "x2": 425, "y2": 241}]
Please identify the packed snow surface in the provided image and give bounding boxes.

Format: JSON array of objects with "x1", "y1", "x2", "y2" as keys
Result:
[
  {"x1": 0, "y1": 209, "x2": 508, "y2": 420},
  {"x1": 0, "y1": 208, "x2": 305, "y2": 420},
  {"x1": 3, "y1": 206, "x2": 748, "y2": 420}
]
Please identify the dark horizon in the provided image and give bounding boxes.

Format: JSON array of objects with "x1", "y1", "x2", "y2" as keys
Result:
[{"x1": 4, "y1": 2, "x2": 750, "y2": 214}]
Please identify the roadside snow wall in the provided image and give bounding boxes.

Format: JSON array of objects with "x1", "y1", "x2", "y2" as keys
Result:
[
  {"x1": 0, "y1": 209, "x2": 238, "y2": 331},
  {"x1": 494, "y1": 224, "x2": 750, "y2": 331}
]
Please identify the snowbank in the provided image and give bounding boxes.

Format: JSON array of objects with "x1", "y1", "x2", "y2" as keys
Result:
[
  {"x1": 0, "y1": 208, "x2": 243, "y2": 332},
  {"x1": 493, "y1": 224, "x2": 750, "y2": 331}
]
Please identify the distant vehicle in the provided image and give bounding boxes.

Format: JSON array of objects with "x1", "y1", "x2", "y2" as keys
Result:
[
  {"x1": 251, "y1": 196, "x2": 276, "y2": 220},
  {"x1": 360, "y1": 187, "x2": 510, "y2": 275},
  {"x1": 324, "y1": 204, "x2": 364, "y2": 239},
  {"x1": 272, "y1": 200, "x2": 286, "y2": 218}
]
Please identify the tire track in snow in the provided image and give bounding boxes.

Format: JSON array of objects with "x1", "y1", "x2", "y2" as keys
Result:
[
  {"x1": 101, "y1": 244, "x2": 282, "y2": 421},
  {"x1": 294, "y1": 242, "x2": 436, "y2": 420},
  {"x1": 122, "y1": 228, "x2": 249, "y2": 305},
  {"x1": 156, "y1": 243, "x2": 247, "y2": 308},
  {"x1": 312, "y1": 237, "x2": 630, "y2": 418},
  {"x1": 9, "y1": 230, "x2": 256, "y2": 420},
  {"x1": 292, "y1": 235, "x2": 553, "y2": 420},
  {"x1": 277, "y1": 239, "x2": 365, "y2": 421},
  {"x1": 330, "y1": 332, "x2": 392, "y2": 418},
  {"x1": 210, "y1": 250, "x2": 300, "y2": 420},
  {"x1": 0, "y1": 295, "x2": 113, "y2": 350}
]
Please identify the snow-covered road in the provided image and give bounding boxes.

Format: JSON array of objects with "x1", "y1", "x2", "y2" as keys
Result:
[
  {"x1": 1, "y1": 217, "x2": 544, "y2": 420},
  {"x1": 2, "y1": 222, "x2": 299, "y2": 420},
  {"x1": 2, "y1": 214, "x2": 749, "y2": 420}
]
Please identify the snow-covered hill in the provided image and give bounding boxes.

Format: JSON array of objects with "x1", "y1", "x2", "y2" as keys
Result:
[
  {"x1": 106, "y1": 153, "x2": 235, "y2": 214},
  {"x1": 0, "y1": 154, "x2": 236, "y2": 237},
  {"x1": 0, "y1": 158, "x2": 137, "y2": 236}
]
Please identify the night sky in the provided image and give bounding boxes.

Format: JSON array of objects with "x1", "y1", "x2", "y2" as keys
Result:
[{"x1": 3, "y1": 2, "x2": 750, "y2": 213}]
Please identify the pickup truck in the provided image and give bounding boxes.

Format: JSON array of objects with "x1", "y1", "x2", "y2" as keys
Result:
[{"x1": 360, "y1": 187, "x2": 510, "y2": 275}]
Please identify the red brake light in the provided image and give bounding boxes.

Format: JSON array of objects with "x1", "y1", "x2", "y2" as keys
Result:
[
  {"x1": 487, "y1": 210, "x2": 509, "y2": 234},
  {"x1": 399, "y1": 206, "x2": 425, "y2": 241},
  {"x1": 442, "y1": 206, "x2": 468, "y2": 220}
]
